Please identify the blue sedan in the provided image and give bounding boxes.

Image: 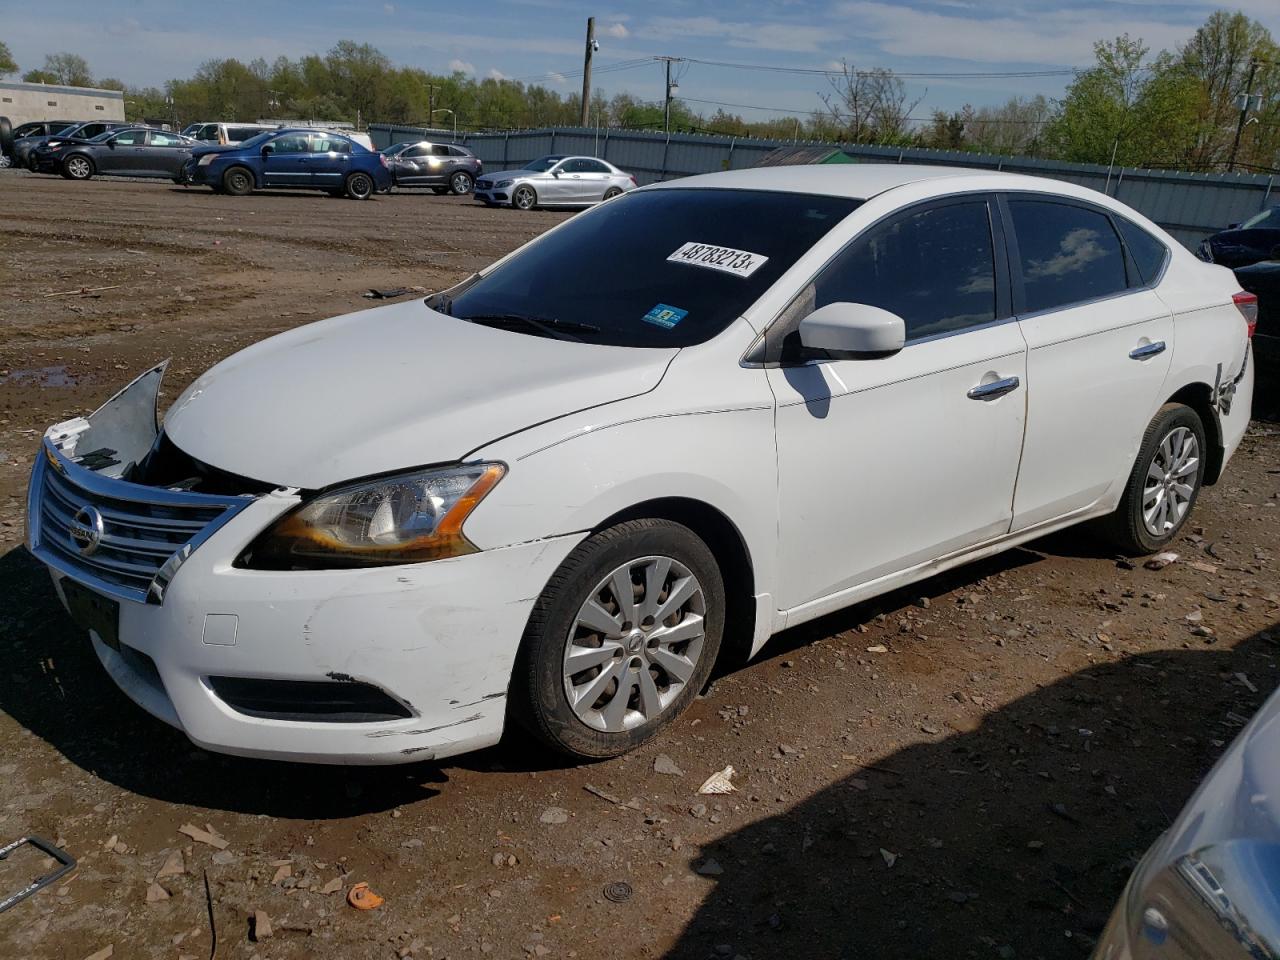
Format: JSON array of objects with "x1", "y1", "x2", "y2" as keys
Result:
[{"x1": 182, "y1": 129, "x2": 392, "y2": 199}]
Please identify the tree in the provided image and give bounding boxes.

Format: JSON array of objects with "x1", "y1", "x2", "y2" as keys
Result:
[
  {"x1": 821, "y1": 61, "x2": 921, "y2": 144},
  {"x1": 0, "y1": 41, "x2": 17, "y2": 76},
  {"x1": 26, "y1": 52, "x2": 93, "y2": 86}
]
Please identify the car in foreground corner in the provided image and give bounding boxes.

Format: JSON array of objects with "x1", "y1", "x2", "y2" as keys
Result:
[
  {"x1": 1199, "y1": 206, "x2": 1280, "y2": 269},
  {"x1": 473, "y1": 154, "x2": 635, "y2": 209},
  {"x1": 382, "y1": 140, "x2": 482, "y2": 194},
  {"x1": 181, "y1": 128, "x2": 391, "y2": 199},
  {"x1": 31, "y1": 127, "x2": 196, "y2": 180},
  {"x1": 25, "y1": 165, "x2": 1253, "y2": 765},
  {"x1": 1093, "y1": 679, "x2": 1280, "y2": 959}
]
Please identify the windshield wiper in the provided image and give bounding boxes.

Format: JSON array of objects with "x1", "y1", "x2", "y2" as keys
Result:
[{"x1": 463, "y1": 313, "x2": 601, "y2": 342}]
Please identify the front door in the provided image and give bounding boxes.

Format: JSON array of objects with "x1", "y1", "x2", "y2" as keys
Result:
[
  {"x1": 1003, "y1": 196, "x2": 1174, "y2": 531},
  {"x1": 769, "y1": 196, "x2": 1028, "y2": 612},
  {"x1": 103, "y1": 128, "x2": 148, "y2": 174},
  {"x1": 262, "y1": 133, "x2": 312, "y2": 187}
]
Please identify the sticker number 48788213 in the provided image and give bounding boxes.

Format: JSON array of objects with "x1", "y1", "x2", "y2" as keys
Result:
[{"x1": 667, "y1": 242, "x2": 769, "y2": 279}]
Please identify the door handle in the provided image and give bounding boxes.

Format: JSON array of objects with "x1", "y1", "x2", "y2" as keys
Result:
[
  {"x1": 1129, "y1": 340, "x2": 1166, "y2": 360},
  {"x1": 967, "y1": 376, "x2": 1021, "y2": 401}
]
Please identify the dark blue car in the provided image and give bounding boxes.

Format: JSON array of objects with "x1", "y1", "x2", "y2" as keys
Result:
[
  {"x1": 182, "y1": 129, "x2": 391, "y2": 199},
  {"x1": 1198, "y1": 206, "x2": 1280, "y2": 268}
]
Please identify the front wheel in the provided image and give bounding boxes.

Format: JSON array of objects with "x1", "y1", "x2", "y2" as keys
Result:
[
  {"x1": 345, "y1": 171, "x2": 374, "y2": 200},
  {"x1": 63, "y1": 155, "x2": 94, "y2": 180},
  {"x1": 449, "y1": 171, "x2": 474, "y2": 195},
  {"x1": 1102, "y1": 402, "x2": 1207, "y2": 555},
  {"x1": 221, "y1": 166, "x2": 254, "y2": 196},
  {"x1": 512, "y1": 184, "x2": 537, "y2": 210},
  {"x1": 513, "y1": 519, "x2": 724, "y2": 759}
]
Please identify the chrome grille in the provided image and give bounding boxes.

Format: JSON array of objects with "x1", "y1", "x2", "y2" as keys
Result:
[{"x1": 29, "y1": 441, "x2": 253, "y2": 604}]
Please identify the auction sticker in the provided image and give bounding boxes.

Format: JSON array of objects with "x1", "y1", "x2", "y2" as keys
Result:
[
  {"x1": 667, "y1": 242, "x2": 769, "y2": 279},
  {"x1": 643, "y1": 303, "x2": 689, "y2": 329}
]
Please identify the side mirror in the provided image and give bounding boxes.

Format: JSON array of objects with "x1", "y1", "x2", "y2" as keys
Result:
[
  {"x1": 798, "y1": 302, "x2": 906, "y2": 357},
  {"x1": 106, "y1": 138, "x2": 117, "y2": 149},
  {"x1": 261, "y1": 144, "x2": 274, "y2": 156},
  {"x1": 551, "y1": 168, "x2": 561, "y2": 177},
  {"x1": 1227, "y1": 222, "x2": 1240, "y2": 230}
]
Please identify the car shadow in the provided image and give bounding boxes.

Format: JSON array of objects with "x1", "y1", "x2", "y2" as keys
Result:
[
  {"x1": 664, "y1": 622, "x2": 1279, "y2": 960},
  {"x1": 0, "y1": 545, "x2": 448, "y2": 818}
]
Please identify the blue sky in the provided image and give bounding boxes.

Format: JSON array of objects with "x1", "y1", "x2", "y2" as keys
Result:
[{"x1": 7, "y1": 1, "x2": 1279, "y2": 119}]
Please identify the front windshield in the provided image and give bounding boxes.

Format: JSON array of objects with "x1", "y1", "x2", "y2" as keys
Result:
[
  {"x1": 383, "y1": 142, "x2": 412, "y2": 156},
  {"x1": 445, "y1": 188, "x2": 861, "y2": 348},
  {"x1": 235, "y1": 131, "x2": 276, "y2": 150},
  {"x1": 524, "y1": 155, "x2": 565, "y2": 173},
  {"x1": 1239, "y1": 208, "x2": 1280, "y2": 231}
]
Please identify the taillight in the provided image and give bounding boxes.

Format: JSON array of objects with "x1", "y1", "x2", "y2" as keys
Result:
[
  {"x1": 1233, "y1": 290, "x2": 1258, "y2": 338},
  {"x1": 629, "y1": 175, "x2": 638, "y2": 187},
  {"x1": 379, "y1": 153, "x2": 389, "y2": 168}
]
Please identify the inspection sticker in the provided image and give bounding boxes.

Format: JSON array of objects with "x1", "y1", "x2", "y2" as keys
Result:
[
  {"x1": 667, "y1": 242, "x2": 769, "y2": 279},
  {"x1": 642, "y1": 303, "x2": 689, "y2": 329}
]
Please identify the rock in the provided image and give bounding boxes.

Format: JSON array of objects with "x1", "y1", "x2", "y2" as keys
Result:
[
  {"x1": 320, "y1": 877, "x2": 344, "y2": 895},
  {"x1": 880, "y1": 848, "x2": 898, "y2": 868},
  {"x1": 251, "y1": 910, "x2": 273, "y2": 941},
  {"x1": 695, "y1": 858, "x2": 724, "y2": 877},
  {"x1": 540, "y1": 807, "x2": 569, "y2": 824},
  {"x1": 178, "y1": 823, "x2": 228, "y2": 850},
  {"x1": 777, "y1": 744, "x2": 798, "y2": 756},
  {"x1": 145, "y1": 883, "x2": 170, "y2": 904},
  {"x1": 271, "y1": 863, "x2": 291, "y2": 885},
  {"x1": 1144, "y1": 552, "x2": 1178, "y2": 570},
  {"x1": 211, "y1": 850, "x2": 237, "y2": 866},
  {"x1": 653, "y1": 754, "x2": 685, "y2": 777},
  {"x1": 492, "y1": 852, "x2": 505, "y2": 867},
  {"x1": 866, "y1": 644, "x2": 888, "y2": 654},
  {"x1": 156, "y1": 849, "x2": 185, "y2": 879},
  {"x1": 689, "y1": 803, "x2": 708, "y2": 818},
  {"x1": 1185, "y1": 609, "x2": 1204, "y2": 623},
  {"x1": 83, "y1": 948, "x2": 113, "y2": 960}
]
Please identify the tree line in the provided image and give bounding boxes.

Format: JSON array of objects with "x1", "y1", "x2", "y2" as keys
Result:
[{"x1": 0, "y1": 10, "x2": 1275, "y2": 172}]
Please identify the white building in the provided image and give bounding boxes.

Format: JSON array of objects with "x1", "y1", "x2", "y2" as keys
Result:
[{"x1": 0, "y1": 80, "x2": 126, "y2": 127}]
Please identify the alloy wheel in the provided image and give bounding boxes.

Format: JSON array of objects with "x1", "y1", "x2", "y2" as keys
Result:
[
  {"x1": 67, "y1": 157, "x2": 91, "y2": 179},
  {"x1": 562, "y1": 555, "x2": 707, "y2": 733},
  {"x1": 451, "y1": 172, "x2": 472, "y2": 194},
  {"x1": 513, "y1": 186, "x2": 535, "y2": 210},
  {"x1": 1142, "y1": 426, "x2": 1199, "y2": 536}
]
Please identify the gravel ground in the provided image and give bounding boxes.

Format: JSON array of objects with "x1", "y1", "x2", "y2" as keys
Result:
[{"x1": 1, "y1": 171, "x2": 1278, "y2": 960}]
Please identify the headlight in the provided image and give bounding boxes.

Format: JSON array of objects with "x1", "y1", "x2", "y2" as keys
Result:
[
  {"x1": 197, "y1": 154, "x2": 216, "y2": 167},
  {"x1": 46, "y1": 140, "x2": 63, "y2": 148},
  {"x1": 240, "y1": 463, "x2": 505, "y2": 569},
  {"x1": 496, "y1": 179, "x2": 514, "y2": 188}
]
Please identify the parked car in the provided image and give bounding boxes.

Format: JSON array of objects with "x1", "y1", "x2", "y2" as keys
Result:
[
  {"x1": 1093, "y1": 680, "x2": 1280, "y2": 959},
  {"x1": 15, "y1": 120, "x2": 129, "y2": 170},
  {"x1": 25, "y1": 166, "x2": 1254, "y2": 765},
  {"x1": 181, "y1": 122, "x2": 278, "y2": 146},
  {"x1": 1199, "y1": 206, "x2": 1280, "y2": 268},
  {"x1": 2, "y1": 120, "x2": 75, "y2": 168},
  {"x1": 473, "y1": 154, "x2": 635, "y2": 209},
  {"x1": 381, "y1": 140, "x2": 482, "y2": 194},
  {"x1": 1236, "y1": 258, "x2": 1279, "y2": 372},
  {"x1": 31, "y1": 127, "x2": 196, "y2": 181},
  {"x1": 181, "y1": 129, "x2": 392, "y2": 199}
]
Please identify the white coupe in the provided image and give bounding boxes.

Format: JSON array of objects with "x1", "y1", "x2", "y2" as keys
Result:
[{"x1": 26, "y1": 165, "x2": 1255, "y2": 764}]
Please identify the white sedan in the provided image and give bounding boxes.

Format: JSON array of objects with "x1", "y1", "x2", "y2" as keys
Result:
[
  {"x1": 473, "y1": 154, "x2": 636, "y2": 209},
  {"x1": 26, "y1": 165, "x2": 1255, "y2": 764}
]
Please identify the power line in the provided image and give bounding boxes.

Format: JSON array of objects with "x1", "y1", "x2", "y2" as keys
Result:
[
  {"x1": 681, "y1": 95, "x2": 1055, "y2": 125},
  {"x1": 679, "y1": 57, "x2": 1079, "y2": 79}
]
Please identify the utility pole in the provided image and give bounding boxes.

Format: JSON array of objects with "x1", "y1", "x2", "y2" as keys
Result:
[
  {"x1": 580, "y1": 17, "x2": 595, "y2": 127},
  {"x1": 658, "y1": 56, "x2": 681, "y2": 133},
  {"x1": 428, "y1": 84, "x2": 439, "y2": 127},
  {"x1": 1228, "y1": 58, "x2": 1259, "y2": 173}
]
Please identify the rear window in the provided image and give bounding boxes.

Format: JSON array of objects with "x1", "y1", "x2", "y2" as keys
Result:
[
  {"x1": 1115, "y1": 217, "x2": 1169, "y2": 286},
  {"x1": 444, "y1": 188, "x2": 860, "y2": 348}
]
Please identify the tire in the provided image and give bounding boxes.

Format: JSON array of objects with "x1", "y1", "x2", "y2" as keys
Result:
[
  {"x1": 431, "y1": 186, "x2": 448, "y2": 195},
  {"x1": 603, "y1": 186, "x2": 623, "y2": 200},
  {"x1": 512, "y1": 184, "x2": 537, "y2": 210},
  {"x1": 63, "y1": 155, "x2": 94, "y2": 180},
  {"x1": 344, "y1": 172, "x2": 374, "y2": 200},
  {"x1": 0, "y1": 153, "x2": 11, "y2": 169},
  {"x1": 1102, "y1": 402, "x2": 1207, "y2": 555},
  {"x1": 0, "y1": 117, "x2": 11, "y2": 162},
  {"x1": 221, "y1": 166, "x2": 254, "y2": 196},
  {"x1": 512, "y1": 519, "x2": 725, "y2": 759},
  {"x1": 449, "y1": 171, "x2": 474, "y2": 195},
  {"x1": 26, "y1": 153, "x2": 39, "y2": 171}
]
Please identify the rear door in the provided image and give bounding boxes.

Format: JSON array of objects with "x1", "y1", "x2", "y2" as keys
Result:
[
  {"x1": 143, "y1": 131, "x2": 192, "y2": 176},
  {"x1": 261, "y1": 133, "x2": 312, "y2": 187},
  {"x1": 1004, "y1": 195, "x2": 1174, "y2": 531},
  {"x1": 308, "y1": 134, "x2": 352, "y2": 189}
]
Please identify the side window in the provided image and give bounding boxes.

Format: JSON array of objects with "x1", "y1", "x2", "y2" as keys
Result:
[
  {"x1": 405, "y1": 144, "x2": 430, "y2": 158},
  {"x1": 813, "y1": 201, "x2": 998, "y2": 341},
  {"x1": 1009, "y1": 200, "x2": 1128, "y2": 313},
  {"x1": 150, "y1": 132, "x2": 182, "y2": 147},
  {"x1": 80, "y1": 124, "x2": 106, "y2": 139},
  {"x1": 447, "y1": 146, "x2": 469, "y2": 157},
  {"x1": 311, "y1": 136, "x2": 350, "y2": 154},
  {"x1": 113, "y1": 129, "x2": 145, "y2": 145},
  {"x1": 562, "y1": 158, "x2": 594, "y2": 173},
  {"x1": 271, "y1": 134, "x2": 310, "y2": 154},
  {"x1": 196, "y1": 125, "x2": 219, "y2": 141},
  {"x1": 431, "y1": 144, "x2": 451, "y2": 156},
  {"x1": 582, "y1": 159, "x2": 611, "y2": 174},
  {"x1": 1115, "y1": 217, "x2": 1169, "y2": 287}
]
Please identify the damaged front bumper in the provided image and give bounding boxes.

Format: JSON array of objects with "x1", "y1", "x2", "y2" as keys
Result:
[{"x1": 25, "y1": 363, "x2": 580, "y2": 764}]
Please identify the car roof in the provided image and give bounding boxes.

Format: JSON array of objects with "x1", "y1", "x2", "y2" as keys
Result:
[{"x1": 643, "y1": 163, "x2": 1088, "y2": 201}]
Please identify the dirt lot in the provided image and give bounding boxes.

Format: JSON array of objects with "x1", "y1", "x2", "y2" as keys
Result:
[{"x1": 1, "y1": 171, "x2": 1278, "y2": 960}]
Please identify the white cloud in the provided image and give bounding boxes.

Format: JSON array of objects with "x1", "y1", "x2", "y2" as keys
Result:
[
  {"x1": 548, "y1": 71, "x2": 567, "y2": 84},
  {"x1": 383, "y1": 3, "x2": 395, "y2": 13},
  {"x1": 641, "y1": 16, "x2": 829, "y2": 53},
  {"x1": 603, "y1": 22, "x2": 629, "y2": 39},
  {"x1": 832, "y1": 2, "x2": 1196, "y2": 66},
  {"x1": 447, "y1": 58, "x2": 475, "y2": 75},
  {"x1": 487, "y1": 67, "x2": 508, "y2": 81}
]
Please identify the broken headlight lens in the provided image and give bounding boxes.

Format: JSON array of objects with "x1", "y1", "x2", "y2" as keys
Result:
[{"x1": 241, "y1": 463, "x2": 505, "y2": 569}]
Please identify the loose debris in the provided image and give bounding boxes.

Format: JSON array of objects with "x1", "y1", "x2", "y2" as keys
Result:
[
  {"x1": 83, "y1": 948, "x2": 113, "y2": 960},
  {"x1": 653, "y1": 754, "x2": 685, "y2": 777},
  {"x1": 1144, "y1": 552, "x2": 1179, "y2": 570},
  {"x1": 347, "y1": 882, "x2": 385, "y2": 910},
  {"x1": 145, "y1": 883, "x2": 170, "y2": 903},
  {"x1": 178, "y1": 824, "x2": 229, "y2": 850},
  {"x1": 539, "y1": 807, "x2": 570, "y2": 824},
  {"x1": 251, "y1": 909, "x2": 273, "y2": 941},
  {"x1": 155, "y1": 849, "x2": 185, "y2": 879},
  {"x1": 698, "y1": 765, "x2": 737, "y2": 795}
]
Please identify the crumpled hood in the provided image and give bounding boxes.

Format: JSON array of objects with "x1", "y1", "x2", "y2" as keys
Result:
[{"x1": 163, "y1": 300, "x2": 676, "y2": 489}]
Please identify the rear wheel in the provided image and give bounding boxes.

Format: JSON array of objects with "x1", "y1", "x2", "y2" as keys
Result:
[
  {"x1": 1102, "y1": 402, "x2": 1207, "y2": 555},
  {"x1": 221, "y1": 166, "x2": 253, "y2": 196},
  {"x1": 345, "y1": 171, "x2": 374, "y2": 200},
  {"x1": 512, "y1": 519, "x2": 724, "y2": 759},
  {"x1": 603, "y1": 186, "x2": 623, "y2": 200},
  {"x1": 449, "y1": 171, "x2": 473, "y2": 195},
  {"x1": 63, "y1": 155, "x2": 94, "y2": 180},
  {"x1": 512, "y1": 184, "x2": 537, "y2": 210}
]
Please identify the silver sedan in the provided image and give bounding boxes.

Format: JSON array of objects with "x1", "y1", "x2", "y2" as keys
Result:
[{"x1": 473, "y1": 155, "x2": 636, "y2": 210}]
